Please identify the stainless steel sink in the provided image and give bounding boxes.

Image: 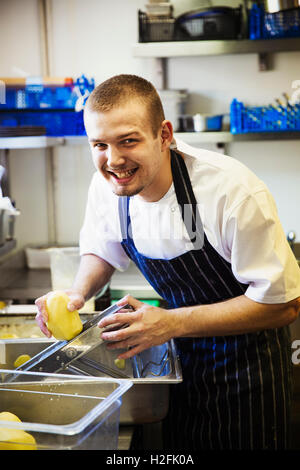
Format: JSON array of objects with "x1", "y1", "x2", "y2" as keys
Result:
[{"x1": 0, "y1": 332, "x2": 182, "y2": 424}]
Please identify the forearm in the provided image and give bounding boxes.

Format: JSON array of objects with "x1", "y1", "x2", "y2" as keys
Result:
[
  {"x1": 172, "y1": 294, "x2": 300, "y2": 338},
  {"x1": 72, "y1": 253, "x2": 115, "y2": 301}
]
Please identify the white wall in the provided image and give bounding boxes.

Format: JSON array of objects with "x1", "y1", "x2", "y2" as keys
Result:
[{"x1": 0, "y1": 0, "x2": 300, "y2": 249}]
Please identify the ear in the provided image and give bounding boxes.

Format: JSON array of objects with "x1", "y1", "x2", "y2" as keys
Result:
[{"x1": 160, "y1": 120, "x2": 173, "y2": 151}]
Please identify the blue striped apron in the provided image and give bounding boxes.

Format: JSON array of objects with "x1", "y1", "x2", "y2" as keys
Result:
[{"x1": 118, "y1": 150, "x2": 292, "y2": 450}]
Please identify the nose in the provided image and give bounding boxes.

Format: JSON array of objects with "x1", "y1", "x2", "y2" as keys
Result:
[{"x1": 106, "y1": 146, "x2": 126, "y2": 169}]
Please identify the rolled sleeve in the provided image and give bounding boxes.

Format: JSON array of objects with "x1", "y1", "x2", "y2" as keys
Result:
[{"x1": 226, "y1": 189, "x2": 300, "y2": 304}]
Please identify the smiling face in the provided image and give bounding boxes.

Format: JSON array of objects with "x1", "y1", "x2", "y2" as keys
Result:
[{"x1": 84, "y1": 99, "x2": 173, "y2": 202}]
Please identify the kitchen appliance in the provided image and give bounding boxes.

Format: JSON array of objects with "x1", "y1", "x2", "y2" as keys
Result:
[{"x1": 11, "y1": 303, "x2": 129, "y2": 375}]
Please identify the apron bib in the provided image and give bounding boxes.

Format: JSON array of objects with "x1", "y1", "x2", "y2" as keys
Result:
[{"x1": 118, "y1": 150, "x2": 292, "y2": 450}]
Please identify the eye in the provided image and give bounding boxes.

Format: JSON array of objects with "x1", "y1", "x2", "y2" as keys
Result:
[
  {"x1": 122, "y1": 139, "x2": 137, "y2": 145},
  {"x1": 94, "y1": 143, "x2": 107, "y2": 150}
]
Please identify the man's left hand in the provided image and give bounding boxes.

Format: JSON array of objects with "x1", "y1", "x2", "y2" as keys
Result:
[{"x1": 97, "y1": 294, "x2": 179, "y2": 359}]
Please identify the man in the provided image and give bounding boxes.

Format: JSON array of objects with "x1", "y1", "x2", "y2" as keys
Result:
[{"x1": 36, "y1": 74, "x2": 300, "y2": 450}]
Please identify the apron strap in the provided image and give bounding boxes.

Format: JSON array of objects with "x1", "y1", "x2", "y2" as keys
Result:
[
  {"x1": 170, "y1": 150, "x2": 204, "y2": 249},
  {"x1": 118, "y1": 195, "x2": 130, "y2": 241}
]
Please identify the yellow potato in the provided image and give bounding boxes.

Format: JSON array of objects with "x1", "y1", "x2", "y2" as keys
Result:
[
  {"x1": 114, "y1": 358, "x2": 126, "y2": 370},
  {"x1": 46, "y1": 291, "x2": 83, "y2": 341},
  {"x1": 0, "y1": 334, "x2": 18, "y2": 339},
  {"x1": 0, "y1": 428, "x2": 37, "y2": 450},
  {"x1": 0, "y1": 301, "x2": 7, "y2": 310},
  {"x1": 0, "y1": 412, "x2": 21, "y2": 422},
  {"x1": 0, "y1": 411, "x2": 37, "y2": 450},
  {"x1": 13, "y1": 354, "x2": 31, "y2": 368}
]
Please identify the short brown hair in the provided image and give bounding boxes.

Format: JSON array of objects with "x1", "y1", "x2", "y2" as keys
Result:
[{"x1": 85, "y1": 74, "x2": 165, "y2": 136}]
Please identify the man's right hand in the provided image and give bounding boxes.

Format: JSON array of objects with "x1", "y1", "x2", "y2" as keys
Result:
[{"x1": 35, "y1": 290, "x2": 86, "y2": 338}]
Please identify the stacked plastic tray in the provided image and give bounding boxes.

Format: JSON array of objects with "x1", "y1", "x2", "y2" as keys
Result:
[
  {"x1": 230, "y1": 98, "x2": 300, "y2": 134},
  {"x1": 0, "y1": 75, "x2": 94, "y2": 136},
  {"x1": 249, "y1": 3, "x2": 300, "y2": 40}
]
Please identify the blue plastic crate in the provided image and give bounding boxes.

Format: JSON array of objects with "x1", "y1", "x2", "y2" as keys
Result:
[
  {"x1": 0, "y1": 74, "x2": 93, "y2": 136},
  {"x1": 249, "y1": 3, "x2": 300, "y2": 40},
  {"x1": 0, "y1": 75, "x2": 94, "y2": 111},
  {"x1": 230, "y1": 98, "x2": 300, "y2": 134},
  {"x1": 0, "y1": 110, "x2": 86, "y2": 136}
]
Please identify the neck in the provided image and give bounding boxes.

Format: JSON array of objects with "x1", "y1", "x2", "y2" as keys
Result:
[{"x1": 137, "y1": 149, "x2": 173, "y2": 202}]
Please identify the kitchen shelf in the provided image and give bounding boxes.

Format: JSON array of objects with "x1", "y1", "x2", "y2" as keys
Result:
[
  {"x1": 58, "y1": 132, "x2": 300, "y2": 144},
  {"x1": 175, "y1": 131, "x2": 300, "y2": 143},
  {"x1": 58, "y1": 132, "x2": 300, "y2": 146},
  {"x1": 133, "y1": 37, "x2": 300, "y2": 58},
  {"x1": 0, "y1": 136, "x2": 64, "y2": 149},
  {"x1": 1, "y1": 132, "x2": 300, "y2": 149}
]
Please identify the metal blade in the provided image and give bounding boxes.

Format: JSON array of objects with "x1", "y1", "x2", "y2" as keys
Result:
[{"x1": 16, "y1": 302, "x2": 129, "y2": 373}]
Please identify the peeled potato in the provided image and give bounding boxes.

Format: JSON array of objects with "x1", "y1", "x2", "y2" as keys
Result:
[
  {"x1": 0, "y1": 334, "x2": 18, "y2": 339},
  {"x1": 0, "y1": 411, "x2": 37, "y2": 450},
  {"x1": 46, "y1": 291, "x2": 83, "y2": 341},
  {"x1": 0, "y1": 412, "x2": 21, "y2": 422},
  {"x1": 13, "y1": 354, "x2": 31, "y2": 368},
  {"x1": 0, "y1": 428, "x2": 37, "y2": 450},
  {"x1": 114, "y1": 358, "x2": 126, "y2": 370}
]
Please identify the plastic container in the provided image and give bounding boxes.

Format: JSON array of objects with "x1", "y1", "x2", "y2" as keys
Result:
[
  {"x1": 249, "y1": 3, "x2": 300, "y2": 39},
  {"x1": 158, "y1": 89, "x2": 188, "y2": 131},
  {"x1": 179, "y1": 113, "x2": 223, "y2": 132},
  {"x1": 230, "y1": 98, "x2": 300, "y2": 133},
  {"x1": 49, "y1": 247, "x2": 111, "y2": 312},
  {"x1": 25, "y1": 246, "x2": 52, "y2": 269},
  {"x1": 0, "y1": 369, "x2": 132, "y2": 450},
  {"x1": 145, "y1": 3, "x2": 173, "y2": 17}
]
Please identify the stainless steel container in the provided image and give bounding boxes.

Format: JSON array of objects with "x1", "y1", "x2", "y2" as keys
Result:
[
  {"x1": 264, "y1": 0, "x2": 300, "y2": 13},
  {"x1": 0, "y1": 334, "x2": 182, "y2": 424}
]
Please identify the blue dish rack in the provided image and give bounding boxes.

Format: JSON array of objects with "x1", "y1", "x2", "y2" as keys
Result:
[
  {"x1": 249, "y1": 3, "x2": 300, "y2": 40},
  {"x1": 0, "y1": 75, "x2": 94, "y2": 136},
  {"x1": 230, "y1": 98, "x2": 300, "y2": 134}
]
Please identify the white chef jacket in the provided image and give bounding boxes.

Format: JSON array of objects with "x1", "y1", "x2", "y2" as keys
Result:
[{"x1": 80, "y1": 137, "x2": 300, "y2": 304}]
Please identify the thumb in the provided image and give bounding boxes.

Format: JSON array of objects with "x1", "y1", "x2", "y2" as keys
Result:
[
  {"x1": 117, "y1": 294, "x2": 143, "y2": 311},
  {"x1": 66, "y1": 291, "x2": 85, "y2": 311}
]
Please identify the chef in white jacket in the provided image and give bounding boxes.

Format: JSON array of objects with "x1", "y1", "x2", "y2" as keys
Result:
[{"x1": 36, "y1": 74, "x2": 300, "y2": 450}]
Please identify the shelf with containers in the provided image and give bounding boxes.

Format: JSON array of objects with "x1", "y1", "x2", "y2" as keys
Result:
[{"x1": 132, "y1": 36, "x2": 300, "y2": 135}]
